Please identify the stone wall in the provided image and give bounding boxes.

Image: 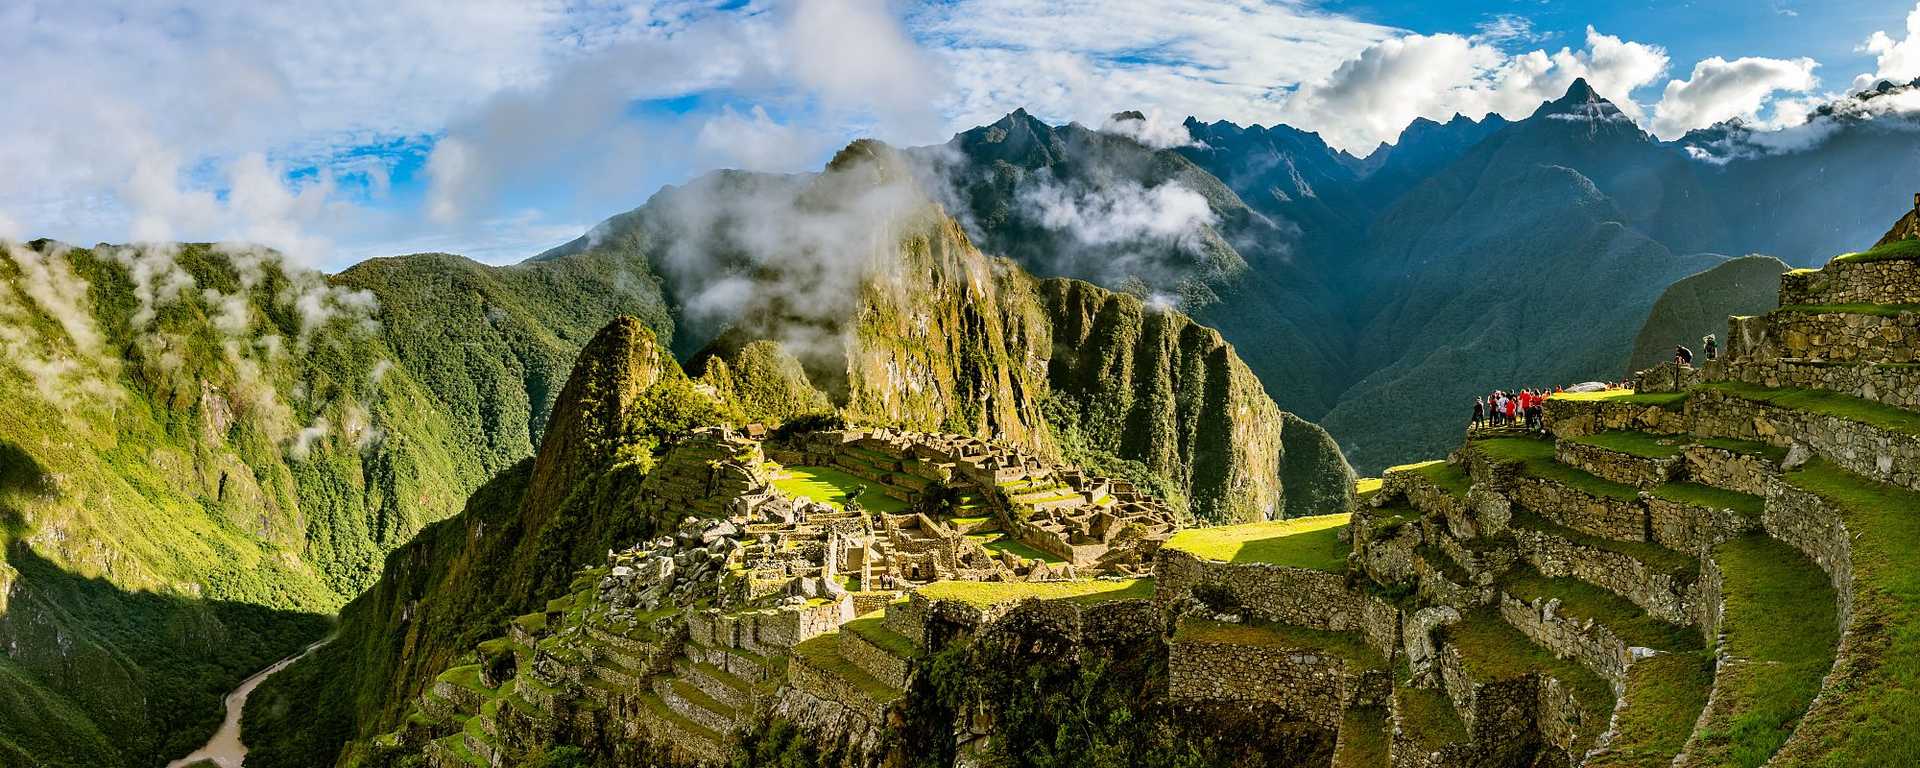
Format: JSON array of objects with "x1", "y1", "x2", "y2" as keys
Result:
[
  {"x1": 1760, "y1": 481, "x2": 1856, "y2": 626},
  {"x1": 1711, "y1": 357, "x2": 1920, "y2": 413},
  {"x1": 1156, "y1": 549, "x2": 1401, "y2": 660},
  {"x1": 1555, "y1": 441, "x2": 1680, "y2": 489},
  {"x1": 1779, "y1": 258, "x2": 1920, "y2": 306},
  {"x1": 1515, "y1": 528, "x2": 1702, "y2": 627},
  {"x1": 1509, "y1": 476, "x2": 1648, "y2": 542},
  {"x1": 1733, "y1": 310, "x2": 1920, "y2": 364},
  {"x1": 1167, "y1": 621, "x2": 1391, "y2": 729},
  {"x1": 1497, "y1": 593, "x2": 1635, "y2": 692},
  {"x1": 1634, "y1": 362, "x2": 1702, "y2": 393},
  {"x1": 1682, "y1": 445, "x2": 1777, "y2": 497},
  {"x1": 1541, "y1": 399, "x2": 1691, "y2": 441},
  {"x1": 1646, "y1": 496, "x2": 1758, "y2": 554},
  {"x1": 1690, "y1": 388, "x2": 1920, "y2": 492}
]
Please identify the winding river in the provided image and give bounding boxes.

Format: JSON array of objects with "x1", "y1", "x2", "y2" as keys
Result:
[{"x1": 166, "y1": 637, "x2": 332, "y2": 768}]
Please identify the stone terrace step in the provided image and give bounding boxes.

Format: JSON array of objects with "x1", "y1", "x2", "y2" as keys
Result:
[
  {"x1": 788, "y1": 632, "x2": 904, "y2": 719},
  {"x1": 1644, "y1": 482, "x2": 1763, "y2": 552},
  {"x1": 1727, "y1": 304, "x2": 1920, "y2": 365},
  {"x1": 1583, "y1": 651, "x2": 1714, "y2": 768},
  {"x1": 1692, "y1": 382, "x2": 1920, "y2": 492},
  {"x1": 1680, "y1": 438, "x2": 1784, "y2": 496},
  {"x1": 1778, "y1": 248, "x2": 1920, "y2": 306},
  {"x1": 1764, "y1": 460, "x2": 1920, "y2": 765},
  {"x1": 1389, "y1": 683, "x2": 1471, "y2": 767},
  {"x1": 1438, "y1": 609, "x2": 1616, "y2": 763},
  {"x1": 674, "y1": 657, "x2": 753, "y2": 711},
  {"x1": 653, "y1": 675, "x2": 741, "y2": 736},
  {"x1": 1710, "y1": 357, "x2": 1920, "y2": 414},
  {"x1": 1509, "y1": 510, "x2": 1703, "y2": 627},
  {"x1": 1556, "y1": 430, "x2": 1690, "y2": 488},
  {"x1": 635, "y1": 690, "x2": 729, "y2": 765},
  {"x1": 1498, "y1": 569, "x2": 1702, "y2": 691},
  {"x1": 1678, "y1": 534, "x2": 1837, "y2": 768},
  {"x1": 836, "y1": 612, "x2": 918, "y2": 691},
  {"x1": 1331, "y1": 706, "x2": 1389, "y2": 768},
  {"x1": 1469, "y1": 438, "x2": 1652, "y2": 543}
]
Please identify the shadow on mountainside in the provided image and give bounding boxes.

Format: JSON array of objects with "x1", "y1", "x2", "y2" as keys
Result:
[{"x1": 0, "y1": 438, "x2": 331, "y2": 768}]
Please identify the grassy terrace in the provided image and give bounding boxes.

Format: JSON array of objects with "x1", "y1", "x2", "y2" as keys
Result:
[
  {"x1": 1508, "y1": 510, "x2": 1698, "y2": 578},
  {"x1": 1694, "y1": 437, "x2": 1789, "y2": 462},
  {"x1": 771, "y1": 465, "x2": 910, "y2": 513},
  {"x1": 1587, "y1": 652, "x2": 1714, "y2": 768},
  {"x1": 1651, "y1": 482, "x2": 1764, "y2": 519},
  {"x1": 1161, "y1": 512, "x2": 1351, "y2": 570},
  {"x1": 1473, "y1": 437, "x2": 1641, "y2": 502},
  {"x1": 914, "y1": 577, "x2": 1154, "y2": 609},
  {"x1": 791, "y1": 634, "x2": 904, "y2": 703},
  {"x1": 1445, "y1": 609, "x2": 1616, "y2": 732},
  {"x1": 965, "y1": 532, "x2": 1066, "y2": 564},
  {"x1": 841, "y1": 611, "x2": 919, "y2": 659},
  {"x1": 1386, "y1": 459, "x2": 1472, "y2": 497},
  {"x1": 1502, "y1": 570, "x2": 1702, "y2": 652},
  {"x1": 1395, "y1": 683, "x2": 1467, "y2": 750},
  {"x1": 1354, "y1": 476, "x2": 1383, "y2": 501},
  {"x1": 638, "y1": 690, "x2": 725, "y2": 742},
  {"x1": 1332, "y1": 707, "x2": 1389, "y2": 768},
  {"x1": 1569, "y1": 430, "x2": 1686, "y2": 459},
  {"x1": 1775, "y1": 302, "x2": 1920, "y2": 317},
  {"x1": 1550, "y1": 389, "x2": 1689, "y2": 410},
  {"x1": 1833, "y1": 237, "x2": 1920, "y2": 263},
  {"x1": 1689, "y1": 534, "x2": 1838, "y2": 767},
  {"x1": 1769, "y1": 459, "x2": 1920, "y2": 765},
  {"x1": 1704, "y1": 381, "x2": 1920, "y2": 437},
  {"x1": 1175, "y1": 618, "x2": 1386, "y2": 670}
]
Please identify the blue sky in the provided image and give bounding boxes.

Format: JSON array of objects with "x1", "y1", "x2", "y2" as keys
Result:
[{"x1": 6, "y1": 0, "x2": 1920, "y2": 271}]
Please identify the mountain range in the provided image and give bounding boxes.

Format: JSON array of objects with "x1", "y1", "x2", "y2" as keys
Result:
[{"x1": 5, "y1": 73, "x2": 1920, "y2": 766}]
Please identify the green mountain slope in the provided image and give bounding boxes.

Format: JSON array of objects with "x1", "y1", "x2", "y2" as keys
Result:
[
  {"x1": 0, "y1": 238, "x2": 669, "y2": 766},
  {"x1": 1627, "y1": 255, "x2": 1787, "y2": 372}
]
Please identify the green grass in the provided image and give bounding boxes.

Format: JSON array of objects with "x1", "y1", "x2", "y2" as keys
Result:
[
  {"x1": 1586, "y1": 652, "x2": 1714, "y2": 767},
  {"x1": 1473, "y1": 437, "x2": 1642, "y2": 502},
  {"x1": 1693, "y1": 437, "x2": 1788, "y2": 462},
  {"x1": 435, "y1": 664, "x2": 495, "y2": 696},
  {"x1": 1508, "y1": 510, "x2": 1699, "y2": 578},
  {"x1": 771, "y1": 465, "x2": 910, "y2": 513},
  {"x1": 1651, "y1": 482, "x2": 1764, "y2": 519},
  {"x1": 1174, "y1": 618, "x2": 1386, "y2": 670},
  {"x1": 1551, "y1": 390, "x2": 1689, "y2": 410},
  {"x1": 1690, "y1": 534, "x2": 1838, "y2": 767},
  {"x1": 1768, "y1": 459, "x2": 1920, "y2": 766},
  {"x1": 1395, "y1": 684, "x2": 1467, "y2": 750},
  {"x1": 1502, "y1": 569, "x2": 1701, "y2": 652},
  {"x1": 1160, "y1": 512, "x2": 1351, "y2": 570},
  {"x1": 637, "y1": 691, "x2": 725, "y2": 742},
  {"x1": 1704, "y1": 381, "x2": 1920, "y2": 437},
  {"x1": 1833, "y1": 237, "x2": 1920, "y2": 263},
  {"x1": 1775, "y1": 303, "x2": 1920, "y2": 317},
  {"x1": 1570, "y1": 431, "x2": 1686, "y2": 459},
  {"x1": 1332, "y1": 706, "x2": 1389, "y2": 768},
  {"x1": 1354, "y1": 477, "x2": 1383, "y2": 500},
  {"x1": 966, "y1": 532, "x2": 1066, "y2": 564},
  {"x1": 914, "y1": 577, "x2": 1153, "y2": 609},
  {"x1": 1386, "y1": 459, "x2": 1471, "y2": 497},
  {"x1": 841, "y1": 611, "x2": 920, "y2": 659},
  {"x1": 1444, "y1": 609, "x2": 1615, "y2": 731},
  {"x1": 790, "y1": 634, "x2": 903, "y2": 702}
]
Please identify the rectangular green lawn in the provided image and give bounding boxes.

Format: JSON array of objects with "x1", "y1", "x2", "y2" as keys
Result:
[
  {"x1": 1161, "y1": 513, "x2": 1351, "y2": 570},
  {"x1": 772, "y1": 465, "x2": 909, "y2": 513}
]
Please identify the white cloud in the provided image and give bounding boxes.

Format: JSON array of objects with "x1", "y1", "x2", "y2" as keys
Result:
[
  {"x1": 695, "y1": 105, "x2": 842, "y2": 173},
  {"x1": 1278, "y1": 27, "x2": 1670, "y2": 151},
  {"x1": 1857, "y1": 3, "x2": 1920, "y2": 90},
  {"x1": 1650, "y1": 56, "x2": 1819, "y2": 138},
  {"x1": 1100, "y1": 109, "x2": 1201, "y2": 149},
  {"x1": 912, "y1": 0, "x2": 1396, "y2": 136}
]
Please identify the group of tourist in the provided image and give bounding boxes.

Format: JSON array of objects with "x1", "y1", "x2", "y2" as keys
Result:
[{"x1": 1472, "y1": 388, "x2": 1556, "y2": 432}]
